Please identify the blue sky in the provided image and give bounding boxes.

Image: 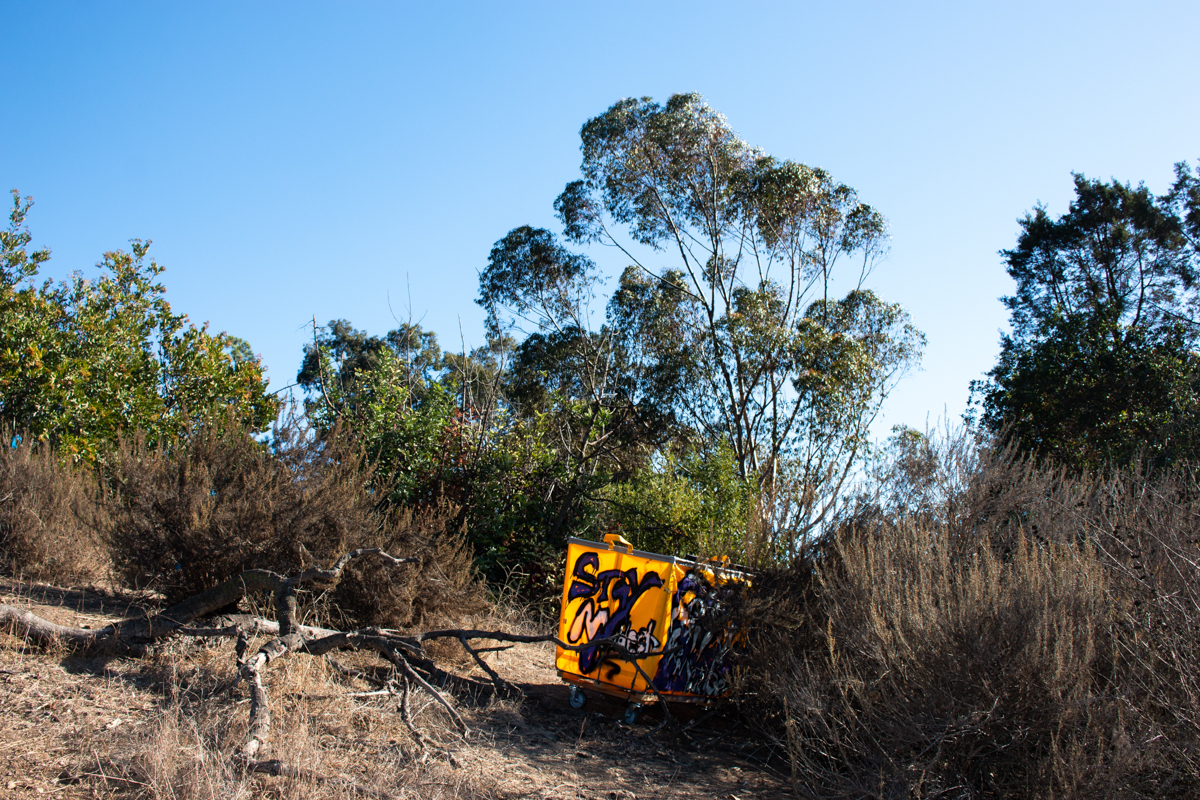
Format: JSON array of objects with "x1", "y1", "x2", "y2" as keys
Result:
[{"x1": 4, "y1": 1, "x2": 1197, "y2": 437}]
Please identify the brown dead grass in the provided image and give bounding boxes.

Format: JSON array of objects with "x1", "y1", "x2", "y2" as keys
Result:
[
  {"x1": 0, "y1": 425, "x2": 109, "y2": 586},
  {"x1": 0, "y1": 579, "x2": 787, "y2": 800},
  {"x1": 738, "y1": 435, "x2": 1200, "y2": 799}
]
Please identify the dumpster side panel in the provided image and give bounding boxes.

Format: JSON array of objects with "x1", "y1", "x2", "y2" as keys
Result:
[
  {"x1": 649, "y1": 566, "x2": 743, "y2": 699},
  {"x1": 556, "y1": 541, "x2": 674, "y2": 693}
]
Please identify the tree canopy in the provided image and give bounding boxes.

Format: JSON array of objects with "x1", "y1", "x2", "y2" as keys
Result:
[
  {"x1": 481, "y1": 93, "x2": 923, "y2": 547},
  {"x1": 973, "y1": 163, "x2": 1200, "y2": 470},
  {"x1": 0, "y1": 191, "x2": 278, "y2": 463},
  {"x1": 297, "y1": 318, "x2": 444, "y2": 432}
]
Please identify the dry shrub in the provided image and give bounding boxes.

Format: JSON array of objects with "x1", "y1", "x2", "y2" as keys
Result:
[
  {"x1": 105, "y1": 412, "x2": 484, "y2": 630},
  {"x1": 0, "y1": 425, "x2": 108, "y2": 583},
  {"x1": 1088, "y1": 467, "x2": 1200, "y2": 790},
  {"x1": 739, "y1": 437, "x2": 1200, "y2": 799},
  {"x1": 328, "y1": 505, "x2": 486, "y2": 631}
]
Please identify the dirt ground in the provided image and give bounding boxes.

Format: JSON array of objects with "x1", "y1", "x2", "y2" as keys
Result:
[{"x1": 0, "y1": 580, "x2": 791, "y2": 799}]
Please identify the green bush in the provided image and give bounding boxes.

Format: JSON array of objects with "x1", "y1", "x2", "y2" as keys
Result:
[
  {"x1": 1, "y1": 192, "x2": 278, "y2": 466},
  {"x1": 600, "y1": 443, "x2": 755, "y2": 558}
]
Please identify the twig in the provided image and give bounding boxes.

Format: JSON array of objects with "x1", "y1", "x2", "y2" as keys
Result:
[
  {"x1": 386, "y1": 647, "x2": 470, "y2": 737},
  {"x1": 458, "y1": 633, "x2": 519, "y2": 697},
  {"x1": 326, "y1": 655, "x2": 387, "y2": 688},
  {"x1": 394, "y1": 674, "x2": 428, "y2": 756}
]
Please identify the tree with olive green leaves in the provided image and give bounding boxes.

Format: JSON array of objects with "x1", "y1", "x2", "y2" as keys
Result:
[
  {"x1": 0, "y1": 191, "x2": 278, "y2": 463},
  {"x1": 481, "y1": 94, "x2": 923, "y2": 552},
  {"x1": 972, "y1": 163, "x2": 1200, "y2": 471}
]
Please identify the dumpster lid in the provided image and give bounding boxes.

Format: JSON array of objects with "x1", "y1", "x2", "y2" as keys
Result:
[{"x1": 567, "y1": 537, "x2": 752, "y2": 578}]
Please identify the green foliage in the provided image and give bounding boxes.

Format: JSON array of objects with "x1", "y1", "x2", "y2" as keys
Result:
[
  {"x1": 298, "y1": 318, "x2": 443, "y2": 431},
  {"x1": 601, "y1": 443, "x2": 755, "y2": 559},
  {"x1": 452, "y1": 409, "x2": 583, "y2": 588},
  {"x1": 480, "y1": 226, "x2": 599, "y2": 337},
  {"x1": 0, "y1": 191, "x2": 278, "y2": 463},
  {"x1": 349, "y1": 349, "x2": 460, "y2": 508},
  {"x1": 482, "y1": 94, "x2": 923, "y2": 549},
  {"x1": 297, "y1": 322, "x2": 579, "y2": 589},
  {"x1": 982, "y1": 313, "x2": 1200, "y2": 470},
  {"x1": 974, "y1": 163, "x2": 1200, "y2": 470}
]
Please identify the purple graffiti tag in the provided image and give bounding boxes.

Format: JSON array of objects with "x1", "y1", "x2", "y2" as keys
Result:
[
  {"x1": 564, "y1": 551, "x2": 663, "y2": 674},
  {"x1": 651, "y1": 572, "x2": 738, "y2": 697}
]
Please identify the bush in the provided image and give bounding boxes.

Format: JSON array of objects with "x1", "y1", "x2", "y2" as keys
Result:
[
  {"x1": 600, "y1": 443, "x2": 755, "y2": 559},
  {"x1": 736, "y1": 437, "x2": 1200, "y2": 798},
  {"x1": 0, "y1": 426, "x2": 108, "y2": 584},
  {"x1": 104, "y1": 412, "x2": 483, "y2": 629}
]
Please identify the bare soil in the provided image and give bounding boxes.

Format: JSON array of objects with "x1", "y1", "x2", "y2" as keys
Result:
[{"x1": 0, "y1": 580, "x2": 791, "y2": 799}]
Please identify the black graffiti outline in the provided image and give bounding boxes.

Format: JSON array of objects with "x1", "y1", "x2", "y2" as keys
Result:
[
  {"x1": 565, "y1": 551, "x2": 664, "y2": 674},
  {"x1": 651, "y1": 571, "x2": 738, "y2": 697}
]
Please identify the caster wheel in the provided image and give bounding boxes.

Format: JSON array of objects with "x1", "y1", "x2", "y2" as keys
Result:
[
  {"x1": 568, "y1": 686, "x2": 587, "y2": 709},
  {"x1": 623, "y1": 703, "x2": 643, "y2": 724}
]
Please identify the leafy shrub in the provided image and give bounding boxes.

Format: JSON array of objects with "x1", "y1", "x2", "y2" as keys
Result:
[
  {"x1": 1, "y1": 192, "x2": 278, "y2": 466},
  {"x1": 600, "y1": 443, "x2": 755, "y2": 558}
]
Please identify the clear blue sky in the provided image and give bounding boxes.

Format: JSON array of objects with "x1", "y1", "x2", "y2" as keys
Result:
[{"x1": 4, "y1": 1, "x2": 1197, "y2": 437}]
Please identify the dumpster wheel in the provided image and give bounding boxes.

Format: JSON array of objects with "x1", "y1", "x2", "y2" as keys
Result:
[
  {"x1": 568, "y1": 685, "x2": 587, "y2": 709},
  {"x1": 623, "y1": 703, "x2": 643, "y2": 724}
]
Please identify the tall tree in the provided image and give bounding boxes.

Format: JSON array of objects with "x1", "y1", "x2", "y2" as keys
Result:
[
  {"x1": 973, "y1": 163, "x2": 1200, "y2": 469},
  {"x1": 481, "y1": 94, "x2": 923, "y2": 547}
]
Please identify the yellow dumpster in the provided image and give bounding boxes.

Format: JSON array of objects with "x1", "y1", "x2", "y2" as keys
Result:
[{"x1": 555, "y1": 533, "x2": 747, "y2": 722}]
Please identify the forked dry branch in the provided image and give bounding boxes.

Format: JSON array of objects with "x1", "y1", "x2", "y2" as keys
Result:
[{"x1": 0, "y1": 548, "x2": 683, "y2": 796}]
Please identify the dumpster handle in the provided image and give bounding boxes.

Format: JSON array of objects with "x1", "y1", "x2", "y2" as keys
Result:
[{"x1": 603, "y1": 533, "x2": 634, "y2": 554}]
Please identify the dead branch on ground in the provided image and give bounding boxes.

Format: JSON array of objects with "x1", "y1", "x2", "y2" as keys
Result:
[{"x1": 0, "y1": 548, "x2": 693, "y2": 794}]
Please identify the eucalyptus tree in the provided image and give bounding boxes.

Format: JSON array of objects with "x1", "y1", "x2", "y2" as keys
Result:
[{"x1": 481, "y1": 94, "x2": 923, "y2": 550}]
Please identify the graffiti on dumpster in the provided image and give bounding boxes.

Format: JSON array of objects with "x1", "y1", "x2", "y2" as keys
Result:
[
  {"x1": 652, "y1": 571, "x2": 737, "y2": 697},
  {"x1": 565, "y1": 551, "x2": 664, "y2": 674}
]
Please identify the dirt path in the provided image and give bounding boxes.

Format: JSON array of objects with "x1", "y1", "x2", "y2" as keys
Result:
[
  {"x1": 456, "y1": 643, "x2": 791, "y2": 799},
  {"x1": 0, "y1": 580, "x2": 791, "y2": 799}
]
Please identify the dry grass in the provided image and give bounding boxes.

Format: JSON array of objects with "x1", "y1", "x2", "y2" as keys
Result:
[
  {"x1": 1, "y1": 581, "x2": 786, "y2": 800},
  {"x1": 0, "y1": 424, "x2": 109, "y2": 585},
  {"x1": 738, "y1": 436, "x2": 1200, "y2": 799},
  {"x1": 0, "y1": 631, "x2": 498, "y2": 799},
  {"x1": 121, "y1": 639, "x2": 488, "y2": 800}
]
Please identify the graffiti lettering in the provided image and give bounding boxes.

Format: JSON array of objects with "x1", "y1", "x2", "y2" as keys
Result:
[
  {"x1": 566, "y1": 598, "x2": 609, "y2": 643},
  {"x1": 651, "y1": 572, "x2": 737, "y2": 697},
  {"x1": 565, "y1": 552, "x2": 663, "y2": 674},
  {"x1": 612, "y1": 618, "x2": 660, "y2": 655}
]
